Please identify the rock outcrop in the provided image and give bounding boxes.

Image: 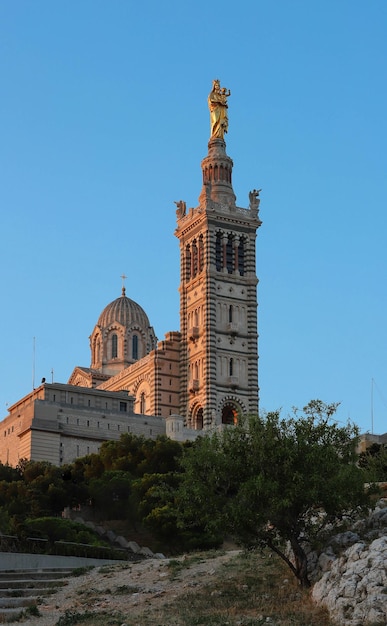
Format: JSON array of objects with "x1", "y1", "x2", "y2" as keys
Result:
[{"x1": 312, "y1": 499, "x2": 387, "y2": 625}]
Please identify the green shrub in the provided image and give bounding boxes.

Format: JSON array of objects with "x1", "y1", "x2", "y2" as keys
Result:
[{"x1": 23, "y1": 517, "x2": 106, "y2": 546}]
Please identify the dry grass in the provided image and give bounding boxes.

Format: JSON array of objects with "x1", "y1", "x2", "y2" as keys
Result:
[{"x1": 52, "y1": 549, "x2": 334, "y2": 626}]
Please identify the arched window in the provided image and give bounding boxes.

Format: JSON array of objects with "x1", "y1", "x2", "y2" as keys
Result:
[
  {"x1": 192, "y1": 240, "x2": 198, "y2": 277},
  {"x1": 226, "y1": 235, "x2": 234, "y2": 273},
  {"x1": 238, "y1": 237, "x2": 245, "y2": 276},
  {"x1": 215, "y1": 232, "x2": 222, "y2": 271},
  {"x1": 222, "y1": 405, "x2": 238, "y2": 425},
  {"x1": 229, "y1": 357, "x2": 233, "y2": 376},
  {"x1": 228, "y1": 305, "x2": 233, "y2": 323},
  {"x1": 111, "y1": 334, "x2": 118, "y2": 359},
  {"x1": 140, "y1": 392, "x2": 146, "y2": 414},
  {"x1": 186, "y1": 244, "x2": 191, "y2": 281},
  {"x1": 195, "y1": 408, "x2": 204, "y2": 430},
  {"x1": 199, "y1": 235, "x2": 204, "y2": 272},
  {"x1": 132, "y1": 334, "x2": 138, "y2": 360}
]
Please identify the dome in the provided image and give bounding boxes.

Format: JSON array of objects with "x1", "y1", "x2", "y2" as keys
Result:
[
  {"x1": 97, "y1": 287, "x2": 151, "y2": 330},
  {"x1": 90, "y1": 287, "x2": 157, "y2": 375}
]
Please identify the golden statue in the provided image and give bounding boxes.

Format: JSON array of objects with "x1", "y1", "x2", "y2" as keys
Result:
[{"x1": 208, "y1": 79, "x2": 231, "y2": 140}]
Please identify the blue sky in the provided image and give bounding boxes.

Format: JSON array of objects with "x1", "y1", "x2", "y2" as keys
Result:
[{"x1": 1, "y1": 1, "x2": 386, "y2": 434}]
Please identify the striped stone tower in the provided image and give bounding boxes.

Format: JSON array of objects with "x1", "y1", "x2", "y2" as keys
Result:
[{"x1": 174, "y1": 81, "x2": 261, "y2": 429}]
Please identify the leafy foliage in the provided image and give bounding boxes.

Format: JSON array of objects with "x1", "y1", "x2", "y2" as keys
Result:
[
  {"x1": 358, "y1": 442, "x2": 387, "y2": 482},
  {"x1": 0, "y1": 410, "x2": 371, "y2": 568},
  {"x1": 177, "y1": 401, "x2": 369, "y2": 586},
  {"x1": 0, "y1": 433, "x2": 189, "y2": 549},
  {"x1": 22, "y1": 517, "x2": 106, "y2": 545}
]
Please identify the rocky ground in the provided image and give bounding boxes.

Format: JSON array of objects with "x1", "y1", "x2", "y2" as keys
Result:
[{"x1": 15, "y1": 550, "x2": 241, "y2": 626}]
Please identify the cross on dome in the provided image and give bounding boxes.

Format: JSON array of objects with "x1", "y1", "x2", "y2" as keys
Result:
[{"x1": 120, "y1": 273, "x2": 127, "y2": 296}]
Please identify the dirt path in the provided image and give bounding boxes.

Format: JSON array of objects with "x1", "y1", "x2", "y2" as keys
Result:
[{"x1": 16, "y1": 550, "x2": 240, "y2": 626}]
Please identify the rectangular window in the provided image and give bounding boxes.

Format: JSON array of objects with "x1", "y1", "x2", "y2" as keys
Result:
[{"x1": 120, "y1": 402, "x2": 127, "y2": 412}]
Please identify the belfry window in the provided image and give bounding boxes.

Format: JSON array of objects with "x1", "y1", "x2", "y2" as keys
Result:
[
  {"x1": 111, "y1": 334, "x2": 118, "y2": 359},
  {"x1": 132, "y1": 334, "x2": 138, "y2": 360},
  {"x1": 199, "y1": 235, "x2": 204, "y2": 272},
  {"x1": 229, "y1": 358, "x2": 234, "y2": 376},
  {"x1": 226, "y1": 235, "x2": 234, "y2": 273},
  {"x1": 215, "y1": 233, "x2": 222, "y2": 271},
  {"x1": 185, "y1": 244, "x2": 191, "y2": 281},
  {"x1": 229, "y1": 305, "x2": 233, "y2": 323},
  {"x1": 192, "y1": 240, "x2": 198, "y2": 277},
  {"x1": 238, "y1": 238, "x2": 245, "y2": 276}
]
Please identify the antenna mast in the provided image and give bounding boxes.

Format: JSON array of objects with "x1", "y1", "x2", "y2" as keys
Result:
[{"x1": 32, "y1": 337, "x2": 36, "y2": 391}]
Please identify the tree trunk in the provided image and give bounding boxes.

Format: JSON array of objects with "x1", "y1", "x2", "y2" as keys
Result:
[{"x1": 289, "y1": 536, "x2": 310, "y2": 588}]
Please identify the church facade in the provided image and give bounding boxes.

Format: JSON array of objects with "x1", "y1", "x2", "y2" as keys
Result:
[{"x1": 0, "y1": 81, "x2": 262, "y2": 466}]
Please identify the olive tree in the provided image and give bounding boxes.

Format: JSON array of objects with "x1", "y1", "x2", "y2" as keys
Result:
[{"x1": 177, "y1": 401, "x2": 369, "y2": 587}]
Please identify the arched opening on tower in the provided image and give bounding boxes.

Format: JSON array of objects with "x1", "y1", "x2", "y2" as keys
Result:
[
  {"x1": 194, "y1": 407, "x2": 204, "y2": 430},
  {"x1": 185, "y1": 244, "x2": 191, "y2": 281},
  {"x1": 226, "y1": 235, "x2": 234, "y2": 274},
  {"x1": 221, "y1": 405, "x2": 238, "y2": 425},
  {"x1": 215, "y1": 232, "x2": 222, "y2": 271},
  {"x1": 238, "y1": 237, "x2": 245, "y2": 276}
]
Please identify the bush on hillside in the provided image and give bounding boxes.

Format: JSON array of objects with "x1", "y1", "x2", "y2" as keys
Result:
[{"x1": 21, "y1": 517, "x2": 107, "y2": 546}]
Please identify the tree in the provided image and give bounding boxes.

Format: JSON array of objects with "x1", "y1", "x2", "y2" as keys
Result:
[
  {"x1": 177, "y1": 401, "x2": 369, "y2": 587},
  {"x1": 358, "y1": 442, "x2": 387, "y2": 482},
  {"x1": 88, "y1": 470, "x2": 133, "y2": 519}
]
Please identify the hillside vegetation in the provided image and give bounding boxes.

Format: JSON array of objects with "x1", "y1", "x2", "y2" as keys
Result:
[{"x1": 0, "y1": 401, "x2": 385, "y2": 591}]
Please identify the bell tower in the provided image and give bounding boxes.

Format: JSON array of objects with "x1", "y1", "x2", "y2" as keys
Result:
[{"x1": 175, "y1": 80, "x2": 262, "y2": 429}]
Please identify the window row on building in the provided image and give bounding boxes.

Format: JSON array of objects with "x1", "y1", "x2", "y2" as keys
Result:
[
  {"x1": 184, "y1": 232, "x2": 248, "y2": 282},
  {"x1": 218, "y1": 356, "x2": 247, "y2": 381},
  {"x1": 217, "y1": 302, "x2": 247, "y2": 328},
  {"x1": 215, "y1": 232, "x2": 246, "y2": 275},
  {"x1": 202, "y1": 162, "x2": 232, "y2": 185},
  {"x1": 185, "y1": 235, "x2": 205, "y2": 281},
  {"x1": 93, "y1": 332, "x2": 142, "y2": 362},
  {"x1": 187, "y1": 306, "x2": 203, "y2": 335},
  {"x1": 61, "y1": 415, "x2": 129, "y2": 431}
]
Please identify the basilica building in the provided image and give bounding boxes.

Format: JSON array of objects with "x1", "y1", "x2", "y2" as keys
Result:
[{"x1": 0, "y1": 81, "x2": 262, "y2": 466}]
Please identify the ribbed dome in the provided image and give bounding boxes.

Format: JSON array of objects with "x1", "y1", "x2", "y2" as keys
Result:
[{"x1": 97, "y1": 288, "x2": 151, "y2": 330}]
